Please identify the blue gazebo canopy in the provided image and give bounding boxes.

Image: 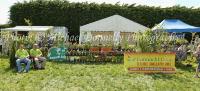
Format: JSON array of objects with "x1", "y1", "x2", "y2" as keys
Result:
[{"x1": 152, "y1": 19, "x2": 200, "y2": 32}]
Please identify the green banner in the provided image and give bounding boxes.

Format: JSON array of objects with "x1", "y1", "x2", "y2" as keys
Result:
[{"x1": 47, "y1": 47, "x2": 66, "y2": 60}]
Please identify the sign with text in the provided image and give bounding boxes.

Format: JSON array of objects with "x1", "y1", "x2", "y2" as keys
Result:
[
  {"x1": 124, "y1": 52, "x2": 176, "y2": 73},
  {"x1": 47, "y1": 47, "x2": 66, "y2": 61}
]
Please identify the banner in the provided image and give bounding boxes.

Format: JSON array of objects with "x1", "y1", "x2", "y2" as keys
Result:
[
  {"x1": 47, "y1": 47, "x2": 66, "y2": 60},
  {"x1": 113, "y1": 31, "x2": 120, "y2": 45},
  {"x1": 124, "y1": 52, "x2": 176, "y2": 73}
]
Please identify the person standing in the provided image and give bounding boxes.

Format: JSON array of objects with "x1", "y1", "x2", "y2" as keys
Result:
[
  {"x1": 15, "y1": 44, "x2": 31, "y2": 73},
  {"x1": 30, "y1": 44, "x2": 46, "y2": 69},
  {"x1": 194, "y1": 45, "x2": 200, "y2": 78}
]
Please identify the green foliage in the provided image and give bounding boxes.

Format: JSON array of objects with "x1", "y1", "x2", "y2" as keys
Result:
[
  {"x1": 135, "y1": 32, "x2": 152, "y2": 52},
  {"x1": 0, "y1": 24, "x2": 11, "y2": 29},
  {"x1": 9, "y1": 41, "x2": 17, "y2": 68},
  {"x1": 135, "y1": 30, "x2": 171, "y2": 52},
  {"x1": 10, "y1": 0, "x2": 200, "y2": 37},
  {"x1": 176, "y1": 38, "x2": 188, "y2": 44},
  {"x1": 24, "y1": 18, "x2": 32, "y2": 26}
]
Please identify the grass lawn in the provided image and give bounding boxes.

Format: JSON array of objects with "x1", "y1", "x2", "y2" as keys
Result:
[{"x1": 1, "y1": 57, "x2": 200, "y2": 91}]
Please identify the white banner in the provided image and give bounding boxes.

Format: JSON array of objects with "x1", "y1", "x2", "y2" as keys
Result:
[{"x1": 113, "y1": 31, "x2": 120, "y2": 45}]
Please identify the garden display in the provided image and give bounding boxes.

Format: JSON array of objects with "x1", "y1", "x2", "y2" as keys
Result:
[
  {"x1": 2, "y1": 0, "x2": 200, "y2": 90},
  {"x1": 65, "y1": 44, "x2": 124, "y2": 64},
  {"x1": 2, "y1": 27, "x2": 191, "y2": 66}
]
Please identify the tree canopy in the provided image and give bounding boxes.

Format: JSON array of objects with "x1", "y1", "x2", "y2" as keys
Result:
[{"x1": 10, "y1": 0, "x2": 200, "y2": 36}]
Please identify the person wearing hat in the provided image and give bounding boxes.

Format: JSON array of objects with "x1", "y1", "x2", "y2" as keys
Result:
[
  {"x1": 194, "y1": 45, "x2": 200, "y2": 78},
  {"x1": 30, "y1": 44, "x2": 46, "y2": 69},
  {"x1": 15, "y1": 44, "x2": 31, "y2": 73}
]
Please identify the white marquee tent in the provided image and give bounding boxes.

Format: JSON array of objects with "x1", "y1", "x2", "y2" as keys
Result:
[
  {"x1": 1, "y1": 26, "x2": 53, "y2": 32},
  {"x1": 1, "y1": 26, "x2": 68, "y2": 38},
  {"x1": 0, "y1": 26, "x2": 68, "y2": 55},
  {"x1": 79, "y1": 15, "x2": 149, "y2": 44},
  {"x1": 1, "y1": 26, "x2": 54, "y2": 41},
  {"x1": 0, "y1": 26, "x2": 54, "y2": 54}
]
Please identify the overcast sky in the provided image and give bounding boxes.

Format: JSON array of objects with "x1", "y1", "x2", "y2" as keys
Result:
[{"x1": 0, "y1": 0, "x2": 200, "y2": 24}]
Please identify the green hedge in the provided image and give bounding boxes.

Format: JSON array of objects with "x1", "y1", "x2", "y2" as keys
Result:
[
  {"x1": 10, "y1": 0, "x2": 200, "y2": 37},
  {"x1": 0, "y1": 24, "x2": 11, "y2": 29}
]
